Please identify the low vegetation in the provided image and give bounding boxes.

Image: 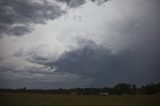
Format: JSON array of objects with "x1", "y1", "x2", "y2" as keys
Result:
[{"x1": 0, "y1": 93, "x2": 160, "y2": 106}]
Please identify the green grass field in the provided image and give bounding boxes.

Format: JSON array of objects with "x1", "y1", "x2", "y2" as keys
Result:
[{"x1": 0, "y1": 93, "x2": 159, "y2": 106}]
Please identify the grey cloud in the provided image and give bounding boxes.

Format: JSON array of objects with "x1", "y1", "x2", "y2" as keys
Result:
[
  {"x1": 25, "y1": 54, "x2": 55, "y2": 67},
  {"x1": 0, "y1": 0, "x2": 160, "y2": 88},
  {"x1": 0, "y1": 67, "x2": 92, "y2": 88},
  {"x1": 52, "y1": 39, "x2": 160, "y2": 87},
  {"x1": 20, "y1": 32, "x2": 160, "y2": 87},
  {"x1": 0, "y1": 0, "x2": 64, "y2": 37},
  {"x1": 0, "y1": 0, "x2": 110, "y2": 37},
  {"x1": 91, "y1": 0, "x2": 109, "y2": 5},
  {"x1": 66, "y1": 0, "x2": 86, "y2": 7},
  {"x1": 14, "y1": 48, "x2": 57, "y2": 68},
  {"x1": 56, "y1": 0, "x2": 86, "y2": 7},
  {"x1": 57, "y1": 0, "x2": 109, "y2": 7}
]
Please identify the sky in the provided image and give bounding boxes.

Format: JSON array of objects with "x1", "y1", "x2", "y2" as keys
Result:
[{"x1": 0, "y1": 0, "x2": 160, "y2": 89}]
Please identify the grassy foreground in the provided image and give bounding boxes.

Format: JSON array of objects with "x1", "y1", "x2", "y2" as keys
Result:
[{"x1": 0, "y1": 93, "x2": 159, "y2": 106}]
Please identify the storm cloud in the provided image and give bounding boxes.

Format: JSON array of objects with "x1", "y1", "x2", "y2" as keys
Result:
[
  {"x1": 0, "y1": 0, "x2": 160, "y2": 88},
  {"x1": 53, "y1": 39, "x2": 160, "y2": 86},
  {"x1": 0, "y1": 0, "x2": 109, "y2": 37},
  {"x1": 56, "y1": 0, "x2": 108, "y2": 7},
  {"x1": 56, "y1": 0, "x2": 86, "y2": 7},
  {"x1": 23, "y1": 37, "x2": 160, "y2": 87},
  {"x1": 0, "y1": 0, "x2": 64, "y2": 37}
]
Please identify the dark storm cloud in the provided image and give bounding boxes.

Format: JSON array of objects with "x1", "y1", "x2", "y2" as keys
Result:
[
  {"x1": 56, "y1": 0, "x2": 86, "y2": 7},
  {"x1": 23, "y1": 37, "x2": 159, "y2": 87},
  {"x1": 52, "y1": 39, "x2": 160, "y2": 87},
  {"x1": 56, "y1": 0, "x2": 109, "y2": 7},
  {"x1": 0, "y1": 0, "x2": 64, "y2": 37},
  {"x1": 0, "y1": 0, "x2": 110, "y2": 37},
  {"x1": 91, "y1": 0, "x2": 109, "y2": 5},
  {"x1": 20, "y1": 30, "x2": 160, "y2": 87}
]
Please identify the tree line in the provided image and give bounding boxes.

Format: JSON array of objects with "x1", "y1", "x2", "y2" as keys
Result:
[{"x1": 0, "y1": 82, "x2": 160, "y2": 95}]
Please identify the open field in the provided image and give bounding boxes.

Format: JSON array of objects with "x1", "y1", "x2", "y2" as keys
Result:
[{"x1": 0, "y1": 93, "x2": 159, "y2": 106}]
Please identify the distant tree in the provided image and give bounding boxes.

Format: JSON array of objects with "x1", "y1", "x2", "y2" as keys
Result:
[
  {"x1": 141, "y1": 83, "x2": 160, "y2": 95},
  {"x1": 23, "y1": 87, "x2": 26, "y2": 91},
  {"x1": 114, "y1": 83, "x2": 131, "y2": 95},
  {"x1": 0, "y1": 82, "x2": 160, "y2": 95},
  {"x1": 129, "y1": 84, "x2": 137, "y2": 94}
]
